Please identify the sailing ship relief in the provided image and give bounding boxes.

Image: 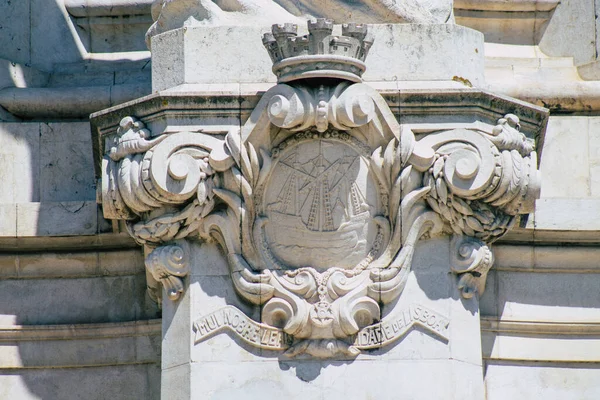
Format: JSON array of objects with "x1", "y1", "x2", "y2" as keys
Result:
[{"x1": 264, "y1": 139, "x2": 377, "y2": 270}]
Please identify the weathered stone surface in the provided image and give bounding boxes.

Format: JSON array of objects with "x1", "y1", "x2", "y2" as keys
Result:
[
  {"x1": 538, "y1": 0, "x2": 596, "y2": 66},
  {"x1": 539, "y1": 117, "x2": 590, "y2": 198},
  {"x1": 0, "y1": 364, "x2": 160, "y2": 400},
  {"x1": 16, "y1": 202, "x2": 98, "y2": 237},
  {"x1": 146, "y1": 0, "x2": 454, "y2": 42},
  {"x1": 0, "y1": 273, "x2": 153, "y2": 325},
  {"x1": 5, "y1": 0, "x2": 600, "y2": 398},
  {"x1": 0, "y1": 123, "x2": 40, "y2": 203},
  {"x1": 485, "y1": 363, "x2": 600, "y2": 400},
  {"x1": 151, "y1": 24, "x2": 484, "y2": 91},
  {"x1": 40, "y1": 122, "x2": 96, "y2": 202}
]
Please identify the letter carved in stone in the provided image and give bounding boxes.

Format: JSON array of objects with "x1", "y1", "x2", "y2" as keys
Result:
[{"x1": 100, "y1": 21, "x2": 540, "y2": 358}]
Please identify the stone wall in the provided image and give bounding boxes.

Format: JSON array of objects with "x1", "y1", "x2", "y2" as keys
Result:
[{"x1": 1, "y1": 0, "x2": 600, "y2": 399}]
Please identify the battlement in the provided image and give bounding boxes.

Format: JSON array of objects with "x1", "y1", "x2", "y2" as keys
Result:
[{"x1": 262, "y1": 19, "x2": 374, "y2": 83}]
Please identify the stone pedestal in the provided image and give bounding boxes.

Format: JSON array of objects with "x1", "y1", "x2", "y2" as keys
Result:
[
  {"x1": 93, "y1": 18, "x2": 545, "y2": 400},
  {"x1": 162, "y1": 238, "x2": 484, "y2": 400},
  {"x1": 151, "y1": 24, "x2": 484, "y2": 91}
]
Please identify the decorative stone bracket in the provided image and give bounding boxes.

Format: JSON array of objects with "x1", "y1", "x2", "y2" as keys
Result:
[{"x1": 98, "y1": 21, "x2": 541, "y2": 358}]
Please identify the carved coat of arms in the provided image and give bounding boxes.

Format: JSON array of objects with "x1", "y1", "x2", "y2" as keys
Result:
[{"x1": 101, "y1": 20, "x2": 541, "y2": 358}]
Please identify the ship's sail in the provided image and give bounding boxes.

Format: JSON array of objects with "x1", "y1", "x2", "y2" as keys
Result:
[{"x1": 268, "y1": 141, "x2": 370, "y2": 232}]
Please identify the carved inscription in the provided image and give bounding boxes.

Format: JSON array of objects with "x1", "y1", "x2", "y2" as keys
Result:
[
  {"x1": 355, "y1": 304, "x2": 449, "y2": 349},
  {"x1": 192, "y1": 305, "x2": 293, "y2": 350},
  {"x1": 193, "y1": 304, "x2": 449, "y2": 352}
]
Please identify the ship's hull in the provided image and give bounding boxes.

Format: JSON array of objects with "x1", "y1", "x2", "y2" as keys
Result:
[{"x1": 265, "y1": 211, "x2": 372, "y2": 270}]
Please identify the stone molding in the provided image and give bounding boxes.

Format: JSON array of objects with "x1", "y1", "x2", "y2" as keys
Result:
[
  {"x1": 480, "y1": 318, "x2": 600, "y2": 336},
  {"x1": 0, "y1": 319, "x2": 161, "y2": 342}
]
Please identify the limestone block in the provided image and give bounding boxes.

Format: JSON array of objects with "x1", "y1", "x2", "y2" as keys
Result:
[
  {"x1": 40, "y1": 122, "x2": 96, "y2": 202},
  {"x1": 494, "y1": 270, "x2": 600, "y2": 322},
  {"x1": 17, "y1": 252, "x2": 100, "y2": 279},
  {"x1": 0, "y1": 335, "x2": 159, "y2": 368},
  {"x1": 587, "y1": 117, "x2": 600, "y2": 197},
  {"x1": 479, "y1": 270, "x2": 497, "y2": 316},
  {"x1": 0, "y1": 254, "x2": 18, "y2": 278},
  {"x1": 362, "y1": 24, "x2": 484, "y2": 86},
  {"x1": 485, "y1": 363, "x2": 600, "y2": 400},
  {"x1": 99, "y1": 249, "x2": 145, "y2": 275},
  {"x1": 0, "y1": 1, "x2": 31, "y2": 65},
  {"x1": 151, "y1": 26, "x2": 276, "y2": 91},
  {"x1": 82, "y1": 15, "x2": 152, "y2": 53},
  {"x1": 494, "y1": 245, "x2": 534, "y2": 270},
  {"x1": 188, "y1": 241, "x2": 230, "y2": 277},
  {"x1": 16, "y1": 201, "x2": 98, "y2": 237},
  {"x1": 0, "y1": 60, "x2": 48, "y2": 90},
  {"x1": 0, "y1": 204, "x2": 17, "y2": 237},
  {"x1": 455, "y1": 0, "x2": 559, "y2": 46},
  {"x1": 0, "y1": 123, "x2": 40, "y2": 203},
  {"x1": 538, "y1": 0, "x2": 596, "y2": 66},
  {"x1": 483, "y1": 332, "x2": 600, "y2": 362},
  {"x1": 161, "y1": 278, "x2": 191, "y2": 371},
  {"x1": 534, "y1": 199, "x2": 600, "y2": 231},
  {"x1": 151, "y1": 24, "x2": 484, "y2": 91},
  {"x1": 493, "y1": 244, "x2": 600, "y2": 274},
  {"x1": 590, "y1": 165, "x2": 600, "y2": 197},
  {"x1": 0, "y1": 274, "x2": 151, "y2": 325},
  {"x1": 48, "y1": 70, "x2": 115, "y2": 88},
  {"x1": 161, "y1": 363, "x2": 191, "y2": 400},
  {"x1": 539, "y1": 116, "x2": 589, "y2": 198},
  {"x1": 0, "y1": 364, "x2": 160, "y2": 400},
  {"x1": 533, "y1": 246, "x2": 600, "y2": 271},
  {"x1": 30, "y1": 0, "x2": 83, "y2": 69},
  {"x1": 6, "y1": 249, "x2": 144, "y2": 279},
  {"x1": 188, "y1": 359, "x2": 483, "y2": 400}
]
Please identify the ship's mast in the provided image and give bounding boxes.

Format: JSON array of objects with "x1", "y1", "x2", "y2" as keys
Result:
[
  {"x1": 307, "y1": 182, "x2": 320, "y2": 231},
  {"x1": 322, "y1": 178, "x2": 335, "y2": 231}
]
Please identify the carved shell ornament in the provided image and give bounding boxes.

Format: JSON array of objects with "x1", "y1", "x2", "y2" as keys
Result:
[{"x1": 101, "y1": 20, "x2": 541, "y2": 358}]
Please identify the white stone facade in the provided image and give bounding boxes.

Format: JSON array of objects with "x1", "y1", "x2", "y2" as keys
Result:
[{"x1": 1, "y1": 0, "x2": 600, "y2": 399}]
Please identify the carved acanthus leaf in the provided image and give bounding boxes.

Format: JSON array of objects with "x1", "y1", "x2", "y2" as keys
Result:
[
  {"x1": 416, "y1": 119, "x2": 541, "y2": 297},
  {"x1": 487, "y1": 114, "x2": 535, "y2": 156}
]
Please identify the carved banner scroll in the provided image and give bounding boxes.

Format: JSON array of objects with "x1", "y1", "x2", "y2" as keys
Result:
[
  {"x1": 99, "y1": 20, "x2": 541, "y2": 359},
  {"x1": 193, "y1": 304, "x2": 449, "y2": 356},
  {"x1": 193, "y1": 306, "x2": 293, "y2": 351}
]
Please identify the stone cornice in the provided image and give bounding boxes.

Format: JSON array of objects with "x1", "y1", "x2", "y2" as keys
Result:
[{"x1": 91, "y1": 86, "x2": 548, "y2": 178}]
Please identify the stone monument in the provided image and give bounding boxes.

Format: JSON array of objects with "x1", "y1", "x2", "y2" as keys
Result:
[{"x1": 92, "y1": 10, "x2": 545, "y2": 399}]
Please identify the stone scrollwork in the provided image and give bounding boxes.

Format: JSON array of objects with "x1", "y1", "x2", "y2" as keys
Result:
[
  {"x1": 450, "y1": 235, "x2": 494, "y2": 299},
  {"x1": 418, "y1": 114, "x2": 540, "y2": 298},
  {"x1": 100, "y1": 21, "x2": 540, "y2": 358},
  {"x1": 145, "y1": 240, "x2": 191, "y2": 301}
]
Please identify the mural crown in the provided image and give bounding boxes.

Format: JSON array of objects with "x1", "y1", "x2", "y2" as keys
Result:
[{"x1": 262, "y1": 19, "x2": 374, "y2": 83}]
